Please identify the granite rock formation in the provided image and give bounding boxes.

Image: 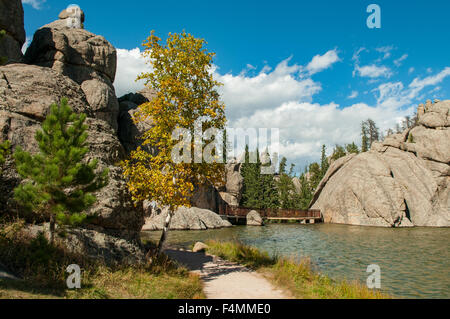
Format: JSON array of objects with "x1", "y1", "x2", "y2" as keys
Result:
[{"x1": 310, "y1": 100, "x2": 450, "y2": 227}]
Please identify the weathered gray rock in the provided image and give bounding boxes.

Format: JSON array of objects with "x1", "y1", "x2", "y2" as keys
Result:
[
  {"x1": 191, "y1": 184, "x2": 219, "y2": 212},
  {"x1": 311, "y1": 100, "x2": 450, "y2": 227},
  {"x1": 247, "y1": 210, "x2": 264, "y2": 226},
  {"x1": 292, "y1": 177, "x2": 301, "y2": 193},
  {"x1": 58, "y1": 8, "x2": 86, "y2": 24},
  {"x1": 118, "y1": 88, "x2": 156, "y2": 153},
  {"x1": 0, "y1": 0, "x2": 25, "y2": 63},
  {"x1": 24, "y1": 14, "x2": 118, "y2": 131},
  {"x1": 0, "y1": 63, "x2": 143, "y2": 240},
  {"x1": 25, "y1": 25, "x2": 116, "y2": 83},
  {"x1": 192, "y1": 242, "x2": 208, "y2": 253},
  {"x1": 142, "y1": 206, "x2": 232, "y2": 231},
  {"x1": 226, "y1": 160, "x2": 243, "y2": 200},
  {"x1": 25, "y1": 224, "x2": 145, "y2": 266}
]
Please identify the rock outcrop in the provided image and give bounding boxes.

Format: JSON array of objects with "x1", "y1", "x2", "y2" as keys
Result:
[
  {"x1": 24, "y1": 11, "x2": 119, "y2": 131},
  {"x1": 310, "y1": 100, "x2": 450, "y2": 227},
  {"x1": 142, "y1": 206, "x2": 232, "y2": 231},
  {"x1": 0, "y1": 0, "x2": 25, "y2": 63},
  {"x1": 25, "y1": 224, "x2": 145, "y2": 266},
  {"x1": 0, "y1": 8, "x2": 144, "y2": 244},
  {"x1": 247, "y1": 210, "x2": 264, "y2": 226},
  {"x1": 117, "y1": 89, "x2": 156, "y2": 154}
]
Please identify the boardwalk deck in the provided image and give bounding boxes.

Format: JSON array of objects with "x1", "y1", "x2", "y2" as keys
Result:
[{"x1": 219, "y1": 205, "x2": 322, "y2": 224}]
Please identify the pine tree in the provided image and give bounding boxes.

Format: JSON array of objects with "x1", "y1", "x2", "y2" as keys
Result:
[
  {"x1": 361, "y1": 121, "x2": 369, "y2": 152},
  {"x1": 320, "y1": 144, "x2": 329, "y2": 177},
  {"x1": 298, "y1": 172, "x2": 313, "y2": 210},
  {"x1": 259, "y1": 149, "x2": 279, "y2": 209},
  {"x1": 0, "y1": 140, "x2": 10, "y2": 173},
  {"x1": 13, "y1": 98, "x2": 109, "y2": 243},
  {"x1": 0, "y1": 30, "x2": 7, "y2": 65},
  {"x1": 308, "y1": 162, "x2": 322, "y2": 192},
  {"x1": 331, "y1": 145, "x2": 346, "y2": 161},
  {"x1": 345, "y1": 142, "x2": 359, "y2": 154},
  {"x1": 240, "y1": 145, "x2": 262, "y2": 208},
  {"x1": 366, "y1": 119, "x2": 380, "y2": 147}
]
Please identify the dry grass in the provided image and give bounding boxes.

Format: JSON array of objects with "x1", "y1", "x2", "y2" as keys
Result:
[
  {"x1": 0, "y1": 219, "x2": 205, "y2": 299},
  {"x1": 205, "y1": 240, "x2": 391, "y2": 299}
]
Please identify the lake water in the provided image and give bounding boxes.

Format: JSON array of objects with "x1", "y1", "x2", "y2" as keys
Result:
[{"x1": 141, "y1": 224, "x2": 450, "y2": 299}]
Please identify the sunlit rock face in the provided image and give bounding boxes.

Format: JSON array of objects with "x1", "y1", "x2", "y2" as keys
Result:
[{"x1": 311, "y1": 100, "x2": 450, "y2": 227}]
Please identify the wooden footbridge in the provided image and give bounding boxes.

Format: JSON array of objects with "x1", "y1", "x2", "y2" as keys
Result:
[{"x1": 219, "y1": 205, "x2": 322, "y2": 225}]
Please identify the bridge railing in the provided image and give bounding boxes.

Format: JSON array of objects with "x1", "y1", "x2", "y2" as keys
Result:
[{"x1": 219, "y1": 205, "x2": 321, "y2": 219}]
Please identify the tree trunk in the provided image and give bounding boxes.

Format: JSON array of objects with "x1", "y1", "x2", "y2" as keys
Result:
[
  {"x1": 152, "y1": 209, "x2": 173, "y2": 258},
  {"x1": 49, "y1": 214, "x2": 55, "y2": 245}
]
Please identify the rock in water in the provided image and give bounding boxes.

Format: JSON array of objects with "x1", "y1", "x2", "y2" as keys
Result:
[
  {"x1": 310, "y1": 100, "x2": 450, "y2": 227},
  {"x1": 0, "y1": 0, "x2": 26, "y2": 63},
  {"x1": 247, "y1": 210, "x2": 264, "y2": 226},
  {"x1": 142, "y1": 207, "x2": 232, "y2": 231}
]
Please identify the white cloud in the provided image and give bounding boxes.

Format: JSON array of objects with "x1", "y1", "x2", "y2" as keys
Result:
[
  {"x1": 21, "y1": 36, "x2": 32, "y2": 54},
  {"x1": 214, "y1": 58, "x2": 322, "y2": 121},
  {"x1": 376, "y1": 46, "x2": 394, "y2": 60},
  {"x1": 113, "y1": 48, "x2": 153, "y2": 97},
  {"x1": 305, "y1": 49, "x2": 340, "y2": 75},
  {"x1": 393, "y1": 54, "x2": 408, "y2": 67},
  {"x1": 352, "y1": 47, "x2": 366, "y2": 63},
  {"x1": 22, "y1": 0, "x2": 46, "y2": 10},
  {"x1": 111, "y1": 46, "x2": 449, "y2": 169},
  {"x1": 409, "y1": 67, "x2": 450, "y2": 90},
  {"x1": 348, "y1": 90, "x2": 358, "y2": 99},
  {"x1": 408, "y1": 67, "x2": 415, "y2": 74},
  {"x1": 354, "y1": 64, "x2": 392, "y2": 78}
]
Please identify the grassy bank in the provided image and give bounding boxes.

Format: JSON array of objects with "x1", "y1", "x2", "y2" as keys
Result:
[
  {"x1": 0, "y1": 220, "x2": 204, "y2": 299},
  {"x1": 205, "y1": 240, "x2": 391, "y2": 299}
]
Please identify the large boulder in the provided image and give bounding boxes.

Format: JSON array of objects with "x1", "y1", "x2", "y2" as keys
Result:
[
  {"x1": 310, "y1": 100, "x2": 450, "y2": 227},
  {"x1": 0, "y1": 63, "x2": 144, "y2": 240},
  {"x1": 24, "y1": 12, "x2": 119, "y2": 131},
  {"x1": 25, "y1": 224, "x2": 145, "y2": 266},
  {"x1": 0, "y1": 0, "x2": 25, "y2": 63},
  {"x1": 117, "y1": 88, "x2": 156, "y2": 154},
  {"x1": 247, "y1": 210, "x2": 264, "y2": 226},
  {"x1": 142, "y1": 206, "x2": 232, "y2": 231}
]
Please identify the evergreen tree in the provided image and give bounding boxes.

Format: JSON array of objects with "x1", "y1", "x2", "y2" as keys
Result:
[
  {"x1": 366, "y1": 119, "x2": 380, "y2": 147},
  {"x1": 331, "y1": 145, "x2": 346, "y2": 161},
  {"x1": 361, "y1": 121, "x2": 369, "y2": 152},
  {"x1": 298, "y1": 172, "x2": 313, "y2": 210},
  {"x1": 308, "y1": 162, "x2": 322, "y2": 192},
  {"x1": 320, "y1": 144, "x2": 329, "y2": 177},
  {"x1": 13, "y1": 98, "x2": 109, "y2": 243},
  {"x1": 279, "y1": 157, "x2": 287, "y2": 175},
  {"x1": 0, "y1": 30, "x2": 7, "y2": 65},
  {"x1": 259, "y1": 149, "x2": 279, "y2": 209},
  {"x1": 345, "y1": 142, "x2": 359, "y2": 154},
  {"x1": 0, "y1": 140, "x2": 10, "y2": 173},
  {"x1": 240, "y1": 145, "x2": 262, "y2": 208}
]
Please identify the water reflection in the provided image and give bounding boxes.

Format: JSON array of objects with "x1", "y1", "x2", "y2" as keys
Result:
[{"x1": 142, "y1": 224, "x2": 450, "y2": 298}]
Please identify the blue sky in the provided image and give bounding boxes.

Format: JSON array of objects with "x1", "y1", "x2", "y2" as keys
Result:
[{"x1": 22, "y1": 0, "x2": 450, "y2": 171}]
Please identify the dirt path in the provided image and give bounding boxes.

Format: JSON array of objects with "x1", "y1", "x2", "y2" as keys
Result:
[{"x1": 165, "y1": 248, "x2": 291, "y2": 299}]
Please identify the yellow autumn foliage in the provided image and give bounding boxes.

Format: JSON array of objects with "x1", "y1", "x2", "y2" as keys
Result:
[{"x1": 122, "y1": 31, "x2": 226, "y2": 210}]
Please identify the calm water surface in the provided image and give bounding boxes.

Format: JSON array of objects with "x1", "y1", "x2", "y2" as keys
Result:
[{"x1": 142, "y1": 224, "x2": 450, "y2": 298}]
